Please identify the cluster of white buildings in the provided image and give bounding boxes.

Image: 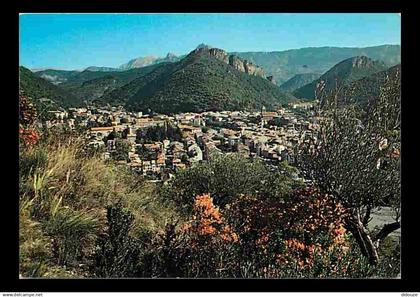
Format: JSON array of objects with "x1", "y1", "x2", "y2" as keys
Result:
[{"x1": 46, "y1": 101, "x2": 321, "y2": 181}]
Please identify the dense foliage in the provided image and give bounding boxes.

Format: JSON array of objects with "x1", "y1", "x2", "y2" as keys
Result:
[
  {"x1": 19, "y1": 130, "x2": 177, "y2": 277},
  {"x1": 136, "y1": 123, "x2": 183, "y2": 143},
  {"x1": 92, "y1": 203, "x2": 142, "y2": 277},
  {"x1": 111, "y1": 139, "x2": 131, "y2": 162},
  {"x1": 161, "y1": 153, "x2": 300, "y2": 211},
  {"x1": 19, "y1": 92, "x2": 40, "y2": 147},
  {"x1": 87, "y1": 190, "x2": 399, "y2": 278}
]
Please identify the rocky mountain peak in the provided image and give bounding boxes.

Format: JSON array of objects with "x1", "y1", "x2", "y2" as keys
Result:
[
  {"x1": 351, "y1": 56, "x2": 378, "y2": 68},
  {"x1": 189, "y1": 46, "x2": 268, "y2": 80},
  {"x1": 166, "y1": 52, "x2": 177, "y2": 59},
  {"x1": 196, "y1": 43, "x2": 211, "y2": 50}
]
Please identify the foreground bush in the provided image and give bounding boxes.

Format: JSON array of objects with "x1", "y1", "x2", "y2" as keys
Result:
[
  {"x1": 89, "y1": 191, "x2": 398, "y2": 278},
  {"x1": 173, "y1": 191, "x2": 398, "y2": 278},
  {"x1": 92, "y1": 203, "x2": 141, "y2": 278}
]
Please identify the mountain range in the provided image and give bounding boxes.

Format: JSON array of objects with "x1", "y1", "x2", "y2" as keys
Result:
[
  {"x1": 232, "y1": 44, "x2": 400, "y2": 85},
  {"x1": 35, "y1": 69, "x2": 80, "y2": 85},
  {"x1": 32, "y1": 44, "x2": 400, "y2": 87},
  {"x1": 21, "y1": 44, "x2": 401, "y2": 115}
]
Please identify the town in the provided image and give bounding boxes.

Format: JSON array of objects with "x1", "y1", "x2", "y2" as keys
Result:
[{"x1": 39, "y1": 101, "x2": 321, "y2": 183}]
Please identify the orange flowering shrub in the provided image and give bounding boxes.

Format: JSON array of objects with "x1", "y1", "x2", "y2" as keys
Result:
[
  {"x1": 19, "y1": 125, "x2": 40, "y2": 147},
  {"x1": 19, "y1": 92, "x2": 37, "y2": 125},
  {"x1": 182, "y1": 194, "x2": 238, "y2": 243},
  {"x1": 139, "y1": 190, "x2": 377, "y2": 277},
  {"x1": 280, "y1": 188, "x2": 350, "y2": 259},
  {"x1": 226, "y1": 187, "x2": 350, "y2": 271},
  {"x1": 151, "y1": 194, "x2": 241, "y2": 277},
  {"x1": 19, "y1": 92, "x2": 39, "y2": 147}
]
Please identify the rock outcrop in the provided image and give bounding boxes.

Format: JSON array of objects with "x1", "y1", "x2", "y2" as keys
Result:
[
  {"x1": 352, "y1": 56, "x2": 375, "y2": 68},
  {"x1": 227, "y1": 55, "x2": 265, "y2": 77},
  {"x1": 243, "y1": 60, "x2": 265, "y2": 77},
  {"x1": 190, "y1": 46, "x2": 270, "y2": 81},
  {"x1": 165, "y1": 52, "x2": 178, "y2": 62},
  {"x1": 228, "y1": 55, "x2": 246, "y2": 73},
  {"x1": 190, "y1": 45, "x2": 268, "y2": 83},
  {"x1": 209, "y1": 48, "x2": 229, "y2": 63}
]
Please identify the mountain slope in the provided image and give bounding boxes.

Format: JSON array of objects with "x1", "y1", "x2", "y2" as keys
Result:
[
  {"x1": 19, "y1": 66, "x2": 82, "y2": 108},
  {"x1": 34, "y1": 69, "x2": 80, "y2": 85},
  {"x1": 329, "y1": 64, "x2": 401, "y2": 109},
  {"x1": 232, "y1": 44, "x2": 400, "y2": 85},
  {"x1": 280, "y1": 73, "x2": 321, "y2": 92},
  {"x1": 101, "y1": 48, "x2": 296, "y2": 113},
  {"x1": 57, "y1": 64, "x2": 165, "y2": 103},
  {"x1": 293, "y1": 56, "x2": 388, "y2": 100}
]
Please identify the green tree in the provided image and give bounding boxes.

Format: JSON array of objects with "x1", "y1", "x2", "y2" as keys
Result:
[
  {"x1": 162, "y1": 153, "x2": 298, "y2": 211},
  {"x1": 111, "y1": 139, "x2": 131, "y2": 162},
  {"x1": 296, "y1": 69, "x2": 400, "y2": 265},
  {"x1": 136, "y1": 144, "x2": 160, "y2": 161},
  {"x1": 136, "y1": 124, "x2": 182, "y2": 143}
]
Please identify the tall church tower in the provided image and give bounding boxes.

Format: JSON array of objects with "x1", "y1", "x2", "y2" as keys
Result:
[
  {"x1": 261, "y1": 105, "x2": 266, "y2": 115},
  {"x1": 260, "y1": 105, "x2": 266, "y2": 129}
]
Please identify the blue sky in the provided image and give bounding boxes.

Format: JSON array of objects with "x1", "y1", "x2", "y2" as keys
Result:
[{"x1": 19, "y1": 13, "x2": 401, "y2": 70}]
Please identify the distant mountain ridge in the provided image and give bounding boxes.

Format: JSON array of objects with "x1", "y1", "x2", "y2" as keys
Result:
[
  {"x1": 118, "y1": 52, "x2": 182, "y2": 70},
  {"x1": 84, "y1": 66, "x2": 119, "y2": 72},
  {"x1": 293, "y1": 56, "x2": 388, "y2": 100},
  {"x1": 232, "y1": 44, "x2": 400, "y2": 85},
  {"x1": 25, "y1": 44, "x2": 400, "y2": 114}
]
